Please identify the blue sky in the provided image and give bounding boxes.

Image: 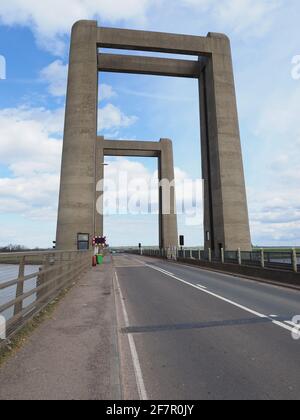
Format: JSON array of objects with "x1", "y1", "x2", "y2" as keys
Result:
[{"x1": 0, "y1": 0, "x2": 300, "y2": 248}]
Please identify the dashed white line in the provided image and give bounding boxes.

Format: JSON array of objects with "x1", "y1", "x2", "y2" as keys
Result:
[
  {"x1": 146, "y1": 264, "x2": 295, "y2": 335},
  {"x1": 114, "y1": 270, "x2": 148, "y2": 401}
]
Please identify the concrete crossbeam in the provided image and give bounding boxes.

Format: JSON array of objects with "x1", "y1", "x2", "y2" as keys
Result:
[
  {"x1": 98, "y1": 53, "x2": 202, "y2": 78},
  {"x1": 103, "y1": 139, "x2": 162, "y2": 157},
  {"x1": 97, "y1": 26, "x2": 212, "y2": 55}
]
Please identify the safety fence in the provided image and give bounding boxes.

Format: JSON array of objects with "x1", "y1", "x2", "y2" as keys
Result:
[
  {"x1": 129, "y1": 248, "x2": 300, "y2": 273},
  {"x1": 0, "y1": 250, "x2": 91, "y2": 343}
]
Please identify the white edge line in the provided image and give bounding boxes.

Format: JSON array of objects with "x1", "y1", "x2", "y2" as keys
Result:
[
  {"x1": 114, "y1": 270, "x2": 148, "y2": 401},
  {"x1": 146, "y1": 264, "x2": 294, "y2": 335}
]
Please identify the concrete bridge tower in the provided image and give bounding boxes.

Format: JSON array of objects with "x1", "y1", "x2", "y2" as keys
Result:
[{"x1": 56, "y1": 20, "x2": 251, "y2": 255}]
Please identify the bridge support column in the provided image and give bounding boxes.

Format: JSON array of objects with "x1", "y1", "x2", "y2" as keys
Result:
[
  {"x1": 199, "y1": 33, "x2": 252, "y2": 256},
  {"x1": 95, "y1": 136, "x2": 104, "y2": 238},
  {"x1": 159, "y1": 139, "x2": 178, "y2": 249},
  {"x1": 56, "y1": 21, "x2": 98, "y2": 250}
]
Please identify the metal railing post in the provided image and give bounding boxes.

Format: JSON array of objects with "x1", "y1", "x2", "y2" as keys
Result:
[
  {"x1": 14, "y1": 256, "x2": 25, "y2": 317},
  {"x1": 292, "y1": 249, "x2": 298, "y2": 273},
  {"x1": 221, "y1": 248, "x2": 225, "y2": 264},
  {"x1": 261, "y1": 249, "x2": 265, "y2": 269},
  {"x1": 238, "y1": 248, "x2": 242, "y2": 265}
]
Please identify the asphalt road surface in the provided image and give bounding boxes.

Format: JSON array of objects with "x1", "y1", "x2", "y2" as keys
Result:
[{"x1": 113, "y1": 254, "x2": 300, "y2": 400}]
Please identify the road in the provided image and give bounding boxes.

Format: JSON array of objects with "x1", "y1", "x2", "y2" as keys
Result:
[{"x1": 113, "y1": 254, "x2": 300, "y2": 400}]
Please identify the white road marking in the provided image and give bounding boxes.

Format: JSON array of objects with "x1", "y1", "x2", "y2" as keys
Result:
[
  {"x1": 197, "y1": 284, "x2": 207, "y2": 289},
  {"x1": 285, "y1": 321, "x2": 300, "y2": 328},
  {"x1": 154, "y1": 268, "x2": 174, "y2": 276},
  {"x1": 146, "y1": 264, "x2": 295, "y2": 335},
  {"x1": 114, "y1": 271, "x2": 148, "y2": 401}
]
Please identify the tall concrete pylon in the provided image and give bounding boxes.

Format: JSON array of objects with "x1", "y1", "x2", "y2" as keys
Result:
[
  {"x1": 56, "y1": 20, "x2": 252, "y2": 254},
  {"x1": 56, "y1": 21, "x2": 98, "y2": 251},
  {"x1": 95, "y1": 137, "x2": 178, "y2": 250}
]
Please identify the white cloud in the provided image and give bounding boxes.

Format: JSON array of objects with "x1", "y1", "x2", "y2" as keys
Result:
[
  {"x1": 182, "y1": 0, "x2": 281, "y2": 36},
  {"x1": 0, "y1": 106, "x2": 63, "y2": 173},
  {"x1": 0, "y1": 106, "x2": 63, "y2": 220},
  {"x1": 0, "y1": 103, "x2": 138, "y2": 223},
  {"x1": 0, "y1": 0, "x2": 153, "y2": 55},
  {"x1": 40, "y1": 60, "x2": 68, "y2": 96},
  {"x1": 99, "y1": 103, "x2": 138, "y2": 131},
  {"x1": 0, "y1": 0, "x2": 281, "y2": 55},
  {"x1": 214, "y1": 0, "x2": 280, "y2": 36},
  {"x1": 248, "y1": 187, "x2": 300, "y2": 246},
  {"x1": 99, "y1": 84, "x2": 117, "y2": 102},
  {"x1": 40, "y1": 60, "x2": 117, "y2": 103}
]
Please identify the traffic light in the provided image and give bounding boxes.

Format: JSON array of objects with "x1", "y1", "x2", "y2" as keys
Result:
[{"x1": 179, "y1": 236, "x2": 184, "y2": 247}]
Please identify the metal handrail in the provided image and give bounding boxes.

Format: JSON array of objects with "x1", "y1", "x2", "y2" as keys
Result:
[
  {"x1": 129, "y1": 247, "x2": 299, "y2": 274},
  {"x1": 0, "y1": 250, "x2": 92, "y2": 342}
]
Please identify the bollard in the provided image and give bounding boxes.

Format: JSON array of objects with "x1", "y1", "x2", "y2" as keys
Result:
[
  {"x1": 260, "y1": 249, "x2": 265, "y2": 269},
  {"x1": 198, "y1": 249, "x2": 201, "y2": 261},
  {"x1": 292, "y1": 249, "x2": 298, "y2": 273},
  {"x1": 208, "y1": 248, "x2": 212, "y2": 263}
]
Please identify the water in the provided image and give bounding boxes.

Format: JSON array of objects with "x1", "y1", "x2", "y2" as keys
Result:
[{"x1": 0, "y1": 264, "x2": 40, "y2": 321}]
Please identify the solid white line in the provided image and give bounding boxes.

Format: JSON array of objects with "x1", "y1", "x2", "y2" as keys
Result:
[
  {"x1": 146, "y1": 264, "x2": 294, "y2": 335},
  {"x1": 114, "y1": 271, "x2": 148, "y2": 401},
  {"x1": 197, "y1": 284, "x2": 207, "y2": 289}
]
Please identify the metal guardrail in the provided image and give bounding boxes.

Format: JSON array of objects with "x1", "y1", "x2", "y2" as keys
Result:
[
  {"x1": 0, "y1": 250, "x2": 91, "y2": 343},
  {"x1": 130, "y1": 248, "x2": 300, "y2": 273}
]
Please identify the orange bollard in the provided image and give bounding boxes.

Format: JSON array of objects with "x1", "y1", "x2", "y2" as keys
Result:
[{"x1": 92, "y1": 256, "x2": 97, "y2": 267}]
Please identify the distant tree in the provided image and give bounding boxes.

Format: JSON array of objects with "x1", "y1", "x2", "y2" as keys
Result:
[{"x1": 0, "y1": 244, "x2": 28, "y2": 253}]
